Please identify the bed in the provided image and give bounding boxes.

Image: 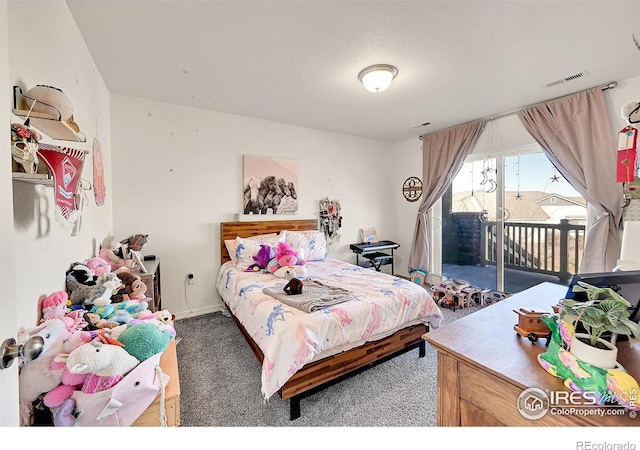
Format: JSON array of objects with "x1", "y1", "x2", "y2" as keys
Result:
[{"x1": 216, "y1": 219, "x2": 442, "y2": 420}]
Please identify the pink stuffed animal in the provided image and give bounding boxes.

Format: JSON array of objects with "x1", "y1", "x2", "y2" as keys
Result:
[
  {"x1": 18, "y1": 319, "x2": 72, "y2": 425},
  {"x1": 267, "y1": 241, "x2": 306, "y2": 274},
  {"x1": 86, "y1": 256, "x2": 111, "y2": 277},
  {"x1": 41, "y1": 330, "x2": 95, "y2": 409},
  {"x1": 40, "y1": 291, "x2": 69, "y2": 323}
]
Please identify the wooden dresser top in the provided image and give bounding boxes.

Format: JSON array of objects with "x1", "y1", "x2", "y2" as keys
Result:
[{"x1": 424, "y1": 282, "x2": 639, "y2": 426}]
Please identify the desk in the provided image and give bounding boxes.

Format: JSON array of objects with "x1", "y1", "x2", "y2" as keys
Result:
[
  {"x1": 350, "y1": 240, "x2": 399, "y2": 275},
  {"x1": 423, "y1": 282, "x2": 639, "y2": 426}
]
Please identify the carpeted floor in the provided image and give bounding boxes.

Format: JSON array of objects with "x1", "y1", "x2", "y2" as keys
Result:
[{"x1": 173, "y1": 302, "x2": 481, "y2": 427}]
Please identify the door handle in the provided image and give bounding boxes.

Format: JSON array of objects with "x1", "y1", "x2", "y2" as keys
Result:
[{"x1": 0, "y1": 336, "x2": 44, "y2": 369}]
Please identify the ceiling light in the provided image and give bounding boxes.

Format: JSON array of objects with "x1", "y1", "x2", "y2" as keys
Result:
[{"x1": 358, "y1": 64, "x2": 398, "y2": 93}]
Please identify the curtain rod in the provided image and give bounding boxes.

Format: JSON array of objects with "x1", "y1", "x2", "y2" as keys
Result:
[{"x1": 419, "y1": 81, "x2": 618, "y2": 140}]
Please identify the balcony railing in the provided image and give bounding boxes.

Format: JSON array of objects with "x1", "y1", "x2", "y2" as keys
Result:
[{"x1": 481, "y1": 219, "x2": 585, "y2": 282}]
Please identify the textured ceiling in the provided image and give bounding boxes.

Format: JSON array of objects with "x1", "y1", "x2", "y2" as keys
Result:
[{"x1": 66, "y1": 1, "x2": 640, "y2": 143}]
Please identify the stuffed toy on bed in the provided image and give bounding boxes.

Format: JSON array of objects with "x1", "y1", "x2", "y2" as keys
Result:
[
  {"x1": 245, "y1": 244, "x2": 276, "y2": 272},
  {"x1": 267, "y1": 241, "x2": 306, "y2": 277}
]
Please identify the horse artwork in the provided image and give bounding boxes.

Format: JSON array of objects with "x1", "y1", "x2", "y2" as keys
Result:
[{"x1": 242, "y1": 156, "x2": 298, "y2": 215}]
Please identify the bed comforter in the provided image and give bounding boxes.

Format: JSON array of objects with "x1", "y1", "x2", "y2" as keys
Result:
[{"x1": 216, "y1": 257, "x2": 442, "y2": 400}]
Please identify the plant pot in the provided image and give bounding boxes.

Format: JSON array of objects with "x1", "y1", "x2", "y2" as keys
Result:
[{"x1": 569, "y1": 333, "x2": 618, "y2": 369}]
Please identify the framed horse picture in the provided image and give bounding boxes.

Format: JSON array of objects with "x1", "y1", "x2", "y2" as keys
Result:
[{"x1": 243, "y1": 156, "x2": 298, "y2": 215}]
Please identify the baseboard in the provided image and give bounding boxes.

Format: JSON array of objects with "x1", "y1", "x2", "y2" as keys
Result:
[{"x1": 173, "y1": 304, "x2": 225, "y2": 320}]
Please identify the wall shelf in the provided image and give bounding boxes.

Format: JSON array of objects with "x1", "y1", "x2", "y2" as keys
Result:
[
  {"x1": 12, "y1": 86, "x2": 86, "y2": 143},
  {"x1": 12, "y1": 172, "x2": 53, "y2": 186}
]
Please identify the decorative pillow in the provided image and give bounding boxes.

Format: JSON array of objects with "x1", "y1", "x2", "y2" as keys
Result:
[
  {"x1": 282, "y1": 230, "x2": 328, "y2": 261},
  {"x1": 233, "y1": 234, "x2": 283, "y2": 269},
  {"x1": 224, "y1": 233, "x2": 278, "y2": 265}
]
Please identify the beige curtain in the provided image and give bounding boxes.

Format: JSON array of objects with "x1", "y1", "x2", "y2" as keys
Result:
[
  {"x1": 409, "y1": 121, "x2": 485, "y2": 273},
  {"x1": 518, "y1": 87, "x2": 622, "y2": 273}
]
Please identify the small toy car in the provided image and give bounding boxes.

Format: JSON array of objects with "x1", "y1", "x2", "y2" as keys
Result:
[{"x1": 513, "y1": 307, "x2": 552, "y2": 344}]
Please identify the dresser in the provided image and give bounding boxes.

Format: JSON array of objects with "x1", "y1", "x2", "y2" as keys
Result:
[{"x1": 423, "y1": 282, "x2": 639, "y2": 426}]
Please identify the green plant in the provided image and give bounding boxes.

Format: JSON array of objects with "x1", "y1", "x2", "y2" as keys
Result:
[{"x1": 560, "y1": 281, "x2": 640, "y2": 347}]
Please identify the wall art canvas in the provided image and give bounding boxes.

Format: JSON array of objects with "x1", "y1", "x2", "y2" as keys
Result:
[{"x1": 243, "y1": 156, "x2": 298, "y2": 215}]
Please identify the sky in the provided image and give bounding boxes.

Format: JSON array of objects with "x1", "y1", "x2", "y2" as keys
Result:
[{"x1": 453, "y1": 152, "x2": 581, "y2": 198}]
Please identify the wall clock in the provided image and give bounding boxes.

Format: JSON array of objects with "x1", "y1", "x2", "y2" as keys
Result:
[{"x1": 402, "y1": 176, "x2": 423, "y2": 202}]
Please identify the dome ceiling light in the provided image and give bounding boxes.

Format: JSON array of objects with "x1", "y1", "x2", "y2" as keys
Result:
[{"x1": 358, "y1": 64, "x2": 398, "y2": 93}]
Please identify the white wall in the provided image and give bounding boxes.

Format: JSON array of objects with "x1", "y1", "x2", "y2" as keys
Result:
[
  {"x1": 110, "y1": 95, "x2": 395, "y2": 318},
  {"x1": 8, "y1": 0, "x2": 113, "y2": 327}
]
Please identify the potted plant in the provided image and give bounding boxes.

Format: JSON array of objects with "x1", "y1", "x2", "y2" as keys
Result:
[{"x1": 559, "y1": 281, "x2": 640, "y2": 368}]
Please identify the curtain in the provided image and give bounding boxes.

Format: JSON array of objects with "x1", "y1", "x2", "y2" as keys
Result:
[
  {"x1": 409, "y1": 120, "x2": 485, "y2": 273},
  {"x1": 518, "y1": 87, "x2": 622, "y2": 273}
]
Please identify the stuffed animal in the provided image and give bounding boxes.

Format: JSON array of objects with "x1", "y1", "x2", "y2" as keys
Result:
[
  {"x1": 129, "y1": 309, "x2": 176, "y2": 337},
  {"x1": 267, "y1": 241, "x2": 306, "y2": 275},
  {"x1": 92, "y1": 273, "x2": 124, "y2": 307},
  {"x1": 113, "y1": 272, "x2": 148, "y2": 302},
  {"x1": 86, "y1": 256, "x2": 111, "y2": 277},
  {"x1": 17, "y1": 319, "x2": 71, "y2": 425},
  {"x1": 40, "y1": 291, "x2": 69, "y2": 323},
  {"x1": 245, "y1": 244, "x2": 276, "y2": 272},
  {"x1": 273, "y1": 265, "x2": 306, "y2": 278},
  {"x1": 91, "y1": 299, "x2": 150, "y2": 325},
  {"x1": 42, "y1": 333, "x2": 93, "y2": 409},
  {"x1": 69, "y1": 272, "x2": 122, "y2": 307},
  {"x1": 66, "y1": 340, "x2": 139, "y2": 382},
  {"x1": 117, "y1": 322, "x2": 172, "y2": 362},
  {"x1": 84, "y1": 312, "x2": 120, "y2": 329},
  {"x1": 99, "y1": 236, "x2": 132, "y2": 273},
  {"x1": 66, "y1": 262, "x2": 98, "y2": 306}
]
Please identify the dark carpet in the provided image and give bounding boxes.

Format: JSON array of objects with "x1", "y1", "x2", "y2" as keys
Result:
[{"x1": 173, "y1": 304, "x2": 478, "y2": 427}]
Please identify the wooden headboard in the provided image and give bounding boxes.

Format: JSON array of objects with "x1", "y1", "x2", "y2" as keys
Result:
[{"x1": 220, "y1": 219, "x2": 318, "y2": 264}]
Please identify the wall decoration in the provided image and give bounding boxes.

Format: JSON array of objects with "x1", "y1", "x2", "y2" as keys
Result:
[
  {"x1": 10, "y1": 122, "x2": 42, "y2": 174},
  {"x1": 93, "y1": 137, "x2": 106, "y2": 206},
  {"x1": 243, "y1": 156, "x2": 298, "y2": 215},
  {"x1": 319, "y1": 197, "x2": 342, "y2": 245},
  {"x1": 36, "y1": 143, "x2": 86, "y2": 231},
  {"x1": 361, "y1": 228, "x2": 377, "y2": 243},
  {"x1": 402, "y1": 176, "x2": 423, "y2": 202}
]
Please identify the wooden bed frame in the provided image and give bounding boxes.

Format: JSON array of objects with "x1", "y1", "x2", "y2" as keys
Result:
[{"x1": 220, "y1": 219, "x2": 428, "y2": 420}]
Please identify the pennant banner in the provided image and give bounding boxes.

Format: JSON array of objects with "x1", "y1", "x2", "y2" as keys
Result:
[{"x1": 37, "y1": 143, "x2": 86, "y2": 230}]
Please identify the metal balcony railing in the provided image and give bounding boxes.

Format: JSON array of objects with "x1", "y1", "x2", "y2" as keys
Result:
[{"x1": 481, "y1": 219, "x2": 585, "y2": 282}]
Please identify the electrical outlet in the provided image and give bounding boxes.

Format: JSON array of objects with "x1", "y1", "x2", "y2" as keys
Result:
[{"x1": 187, "y1": 273, "x2": 195, "y2": 284}]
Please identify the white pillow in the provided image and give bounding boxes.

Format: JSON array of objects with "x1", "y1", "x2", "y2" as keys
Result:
[
  {"x1": 233, "y1": 234, "x2": 282, "y2": 269},
  {"x1": 282, "y1": 230, "x2": 328, "y2": 261},
  {"x1": 225, "y1": 233, "x2": 278, "y2": 265}
]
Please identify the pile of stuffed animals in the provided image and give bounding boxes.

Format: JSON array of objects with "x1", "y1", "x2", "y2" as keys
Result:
[
  {"x1": 247, "y1": 241, "x2": 307, "y2": 279},
  {"x1": 17, "y1": 235, "x2": 175, "y2": 427}
]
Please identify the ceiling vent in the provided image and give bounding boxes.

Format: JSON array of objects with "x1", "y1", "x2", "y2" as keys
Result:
[{"x1": 544, "y1": 70, "x2": 589, "y2": 88}]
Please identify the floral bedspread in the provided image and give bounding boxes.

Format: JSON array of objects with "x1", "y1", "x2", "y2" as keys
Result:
[{"x1": 216, "y1": 257, "x2": 442, "y2": 400}]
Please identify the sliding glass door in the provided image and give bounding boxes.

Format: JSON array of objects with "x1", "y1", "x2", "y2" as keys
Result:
[{"x1": 443, "y1": 148, "x2": 585, "y2": 294}]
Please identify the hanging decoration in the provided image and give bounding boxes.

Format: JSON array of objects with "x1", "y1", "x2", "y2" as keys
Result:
[
  {"x1": 11, "y1": 122, "x2": 42, "y2": 174},
  {"x1": 515, "y1": 154, "x2": 522, "y2": 200},
  {"x1": 402, "y1": 176, "x2": 423, "y2": 202},
  {"x1": 319, "y1": 197, "x2": 342, "y2": 245},
  {"x1": 550, "y1": 167, "x2": 561, "y2": 183},
  {"x1": 37, "y1": 143, "x2": 86, "y2": 231},
  {"x1": 93, "y1": 137, "x2": 106, "y2": 206},
  {"x1": 480, "y1": 159, "x2": 496, "y2": 193}
]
